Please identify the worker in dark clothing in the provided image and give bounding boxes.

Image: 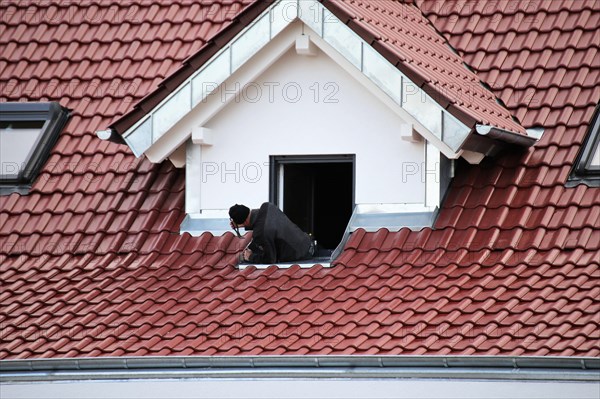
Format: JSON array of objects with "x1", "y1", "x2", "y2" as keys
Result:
[{"x1": 229, "y1": 202, "x2": 315, "y2": 264}]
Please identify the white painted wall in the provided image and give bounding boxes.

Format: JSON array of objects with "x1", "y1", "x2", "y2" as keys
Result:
[
  {"x1": 3, "y1": 378, "x2": 599, "y2": 399},
  {"x1": 196, "y1": 46, "x2": 425, "y2": 211}
]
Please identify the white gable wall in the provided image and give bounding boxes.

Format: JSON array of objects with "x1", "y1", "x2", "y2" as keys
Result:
[{"x1": 197, "y1": 47, "x2": 425, "y2": 211}]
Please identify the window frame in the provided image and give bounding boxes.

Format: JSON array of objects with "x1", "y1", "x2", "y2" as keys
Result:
[
  {"x1": 0, "y1": 102, "x2": 70, "y2": 193},
  {"x1": 267, "y1": 153, "x2": 356, "y2": 262},
  {"x1": 569, "y1": 102, "x2": 600, "y2": 186},
  {"x1": 269, "y1": 154, "x2": 356, "y2": 208}
]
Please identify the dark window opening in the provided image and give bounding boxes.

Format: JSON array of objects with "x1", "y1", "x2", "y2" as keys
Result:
[
  {"x1": 569, "y1": 101, "x2": 600, "y2": 187},
  {"x1": 0, "y1": 102, "x2": 70, "y2": 195},
  {"x1": 270, "y1": 155, "x2": 355, "y2": 258}
]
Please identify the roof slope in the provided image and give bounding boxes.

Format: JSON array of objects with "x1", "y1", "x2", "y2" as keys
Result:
[
  {"x1": 0, "y1": 0, "x2": 255, "y2": 255},
  {"x1": 419, "y1": 0, "x2": 599, "y2": 131},
  {"x1": 323, "y1": 0, "x2": 526, "y2": 134},
  {"x1": 1, "y1": 0, "x2": 599, "y2": 359}
]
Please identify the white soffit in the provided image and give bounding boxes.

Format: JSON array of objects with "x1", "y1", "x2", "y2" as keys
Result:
[{"x1": 121, "y1": 0, "x2": 471, "y2": 161}]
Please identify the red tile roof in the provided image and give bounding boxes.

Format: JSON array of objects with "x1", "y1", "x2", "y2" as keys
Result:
[
  {"x1": 419, "y1": 0, "x2": 600, "y2": 132},
  {"x1": 1, "y1": 0, "x2": 599, "y2": 359}
]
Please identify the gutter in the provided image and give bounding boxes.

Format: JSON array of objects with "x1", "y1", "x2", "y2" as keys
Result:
[
  {"x1": 1, "y1": 356, "x2": 599, "y2": 383},
  {"x1": 95, "y1": 128, "x2": 125, "y2": 144},
  {"x1": 476, "y1": 124, "x2": 539, "y2": 147}
]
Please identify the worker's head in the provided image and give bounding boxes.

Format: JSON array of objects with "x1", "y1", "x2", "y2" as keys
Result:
[{"x1": 229, "y1": 204, "x2": 250, "y2": 227}]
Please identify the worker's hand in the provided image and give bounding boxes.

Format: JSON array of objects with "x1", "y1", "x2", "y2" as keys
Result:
[{"x1": 242, "y1": 249, "x2": 252, "y2": 262}]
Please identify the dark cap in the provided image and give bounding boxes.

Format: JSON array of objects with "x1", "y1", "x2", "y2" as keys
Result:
[{"x1": 229, "y1": 204, "x2": 250, "y2": 225}]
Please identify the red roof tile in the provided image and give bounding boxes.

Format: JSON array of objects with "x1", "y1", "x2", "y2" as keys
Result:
[{"x1": 1, "y1": 0, "x2": 599, "y2": 360}]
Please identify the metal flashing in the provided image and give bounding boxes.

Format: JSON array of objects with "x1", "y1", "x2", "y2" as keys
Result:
[
  {"x1": 348, "y1": 204, "x2": 438, "y2": 232},
  {"x1": 331, "y1": 204, "x2": 438, "y2": 261},
  {"x1": 525, "y1": 126, "x2": 545, "y2": 140},
  {"x1": 179, "y1": 214, "x2": 231, "y2": 237},
  {"x1": 2, "y1": 356, "x2": 599, "y2": 383},
  {"x1": 476, "y1": 124, "x2": 537, "y2": 147},
  {"x1": 95, "y1": 128, "x2": 124, "y2": 144},
  {"x1": 238, "y1": 258, "x2": 332, "y2": 270}
]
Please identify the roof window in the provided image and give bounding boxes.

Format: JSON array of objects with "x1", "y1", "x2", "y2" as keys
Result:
[
  {"x1": 569, "y1": 102, "x2": 600, "y2": 186},
  {"x1": 0, "y1": 102, "x2": 70, "y2": 194}
]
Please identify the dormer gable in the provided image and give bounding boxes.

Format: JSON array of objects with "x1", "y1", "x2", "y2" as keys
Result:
[{"x1": 98, "y1": 0, "x2": 541, "y2": 260}]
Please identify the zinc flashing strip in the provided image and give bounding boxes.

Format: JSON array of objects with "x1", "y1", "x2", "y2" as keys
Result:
[
  {"x1": 476, "y1": 124, "x2": 538, "y2": 147},
  {"x1": 2, "y1": 356, "x2": 599, "y2": 383},
  {"x1": 238, "y1": 261, "x2": 332, "y2": 270}
]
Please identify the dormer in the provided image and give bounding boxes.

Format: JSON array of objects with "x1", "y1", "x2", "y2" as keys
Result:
[{"x1": 98, "y1": 0, "x2": 539, "y2": 260}]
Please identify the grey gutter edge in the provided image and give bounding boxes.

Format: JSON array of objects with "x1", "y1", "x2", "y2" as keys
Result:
[
  {"x1": 476, "y1": 124, "x2": 538, "y2": 147},
  {"x1": 95, "y1": 128, "x2": 126, "y2": 145},
  {"x1": 1, "y1": 356, "x2": 599, "y2": 383}
]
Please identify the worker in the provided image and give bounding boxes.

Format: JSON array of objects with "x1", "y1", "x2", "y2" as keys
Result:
[{"x1": 229, "y1": 202, "x2": 315, "y2": 264}]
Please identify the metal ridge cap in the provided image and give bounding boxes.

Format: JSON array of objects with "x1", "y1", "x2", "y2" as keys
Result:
[
  {"x1": 476, "y1": 124, "x2": 538, "y2": 147},
  {"x1": 2, "y1": 355, "x2": 599, "y2": 372}
]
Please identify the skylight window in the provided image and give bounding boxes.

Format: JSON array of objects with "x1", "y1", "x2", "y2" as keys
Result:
[
  {"x1": 0, "y1": 102, "x2": 69, "y2": 194},
  {"x1": 569, "y1": 102, "x2": 600, "y2": 186},
  {"x1": 1, "y1": 120, "x2": 45, "y2": 179}
]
